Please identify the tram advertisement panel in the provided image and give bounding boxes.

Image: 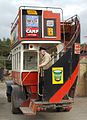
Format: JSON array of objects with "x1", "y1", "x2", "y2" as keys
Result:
[
  {"x1": 26, "y1": 15, "x2": 39, "y2": 37},
  {"x1": 22, "y1": 9, "x2": 42, "y2": 38},
  {"x1": 44, "y1": 19, "x2": 56, "y2": 37}
]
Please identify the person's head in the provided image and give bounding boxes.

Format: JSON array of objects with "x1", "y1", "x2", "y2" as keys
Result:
[{"x1": 39, "y1": 47, "x2": 46, "y2": 56}]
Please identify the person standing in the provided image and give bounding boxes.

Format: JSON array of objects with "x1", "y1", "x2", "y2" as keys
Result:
[
  {"x1": 37, "y1": 47, "x2": 52, "y2": 101},
  {"x1": 39, "y1": 47, "x2": 52, "y2": 70}
]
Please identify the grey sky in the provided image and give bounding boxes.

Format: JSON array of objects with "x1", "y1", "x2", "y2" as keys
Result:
[{"x1": 0, "y1": 0, "x2": 87, "y2": 43}]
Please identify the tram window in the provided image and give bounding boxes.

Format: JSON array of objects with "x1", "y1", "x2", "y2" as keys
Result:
[
  {"x1": 16, "y1": 54, "x2": 18, "y2": 70},
  {"x1": 23, "y1": 51, "x2": 38, "y2": 70},
  {"x1": 12, "y1": 55, "x2": 15, "y2": 70},
  {"x1": 15, "y1": 54, "x2": 16, "y2": 70},
  {"x1": 18, "y1": 52, "x2": 21, "y2": 70}
]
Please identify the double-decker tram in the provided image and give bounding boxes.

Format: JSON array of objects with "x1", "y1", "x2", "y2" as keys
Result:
[{"x1": 6, "y1": 6, "x2": 80, "y2": 115}]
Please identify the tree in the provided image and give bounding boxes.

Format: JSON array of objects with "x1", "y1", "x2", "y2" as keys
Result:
[{"x1": 0, "y1": 38, "x2": 11, "y2": 70}]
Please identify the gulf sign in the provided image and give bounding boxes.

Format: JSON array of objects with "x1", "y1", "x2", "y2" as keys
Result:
[{"x1": 26, "y1": 27, "x2": 39, "y2": 37}]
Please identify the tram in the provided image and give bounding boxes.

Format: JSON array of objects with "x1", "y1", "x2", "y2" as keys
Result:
[{"x1": 6, "y1": 6, "x2": 80, "y2": 115}]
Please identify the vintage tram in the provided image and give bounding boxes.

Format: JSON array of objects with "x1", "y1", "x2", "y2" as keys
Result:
[{"x1": 6, "y1": 6, "x2": 80, "y2": 115}]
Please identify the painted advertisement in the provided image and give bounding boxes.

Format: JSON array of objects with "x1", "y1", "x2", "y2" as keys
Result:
[
  {"x1": 46, "y1": 20, "x2": 54, "y2": 27},
  {"x1": 26, "y1": 15, "x2": 39, "y2": 27},
  {"x1": 26, "y1": 15, "x2": 39, "y2": 37},
  {"x1": 44, "y1": 19, "x2": 56, "y2": 37},
  {"x1": 52, "y1": 67, "x2": 64, "y2": 84},
  {"x1": 26, "y1": 27, "x2": 39, "y2": 37},
  {"x1": 47, "y1": 28, "x2": 53, "y2": 36}
]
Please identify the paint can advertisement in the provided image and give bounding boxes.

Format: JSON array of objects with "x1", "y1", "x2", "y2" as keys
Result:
[{"x1": 52, "y1": 67, "x2": 63, "y2": 84}]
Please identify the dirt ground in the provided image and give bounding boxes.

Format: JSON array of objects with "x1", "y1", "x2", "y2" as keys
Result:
[{"x1": 0, "y1": 81, "x2": 87, "y2": 120}]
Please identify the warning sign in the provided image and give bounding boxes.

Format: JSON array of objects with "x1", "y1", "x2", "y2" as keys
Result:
[{"x1": 52, "y1": 67, "x2": 63, "y2": 84}]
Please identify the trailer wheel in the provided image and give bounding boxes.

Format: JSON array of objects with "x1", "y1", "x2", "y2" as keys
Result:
[{"x1": 11, "y1": 89, "x2": 22, "y2": 114}]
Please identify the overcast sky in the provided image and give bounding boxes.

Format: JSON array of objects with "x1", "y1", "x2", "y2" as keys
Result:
[{"x1": 0, "y1": 0, "x2": 87, "y2": 43}]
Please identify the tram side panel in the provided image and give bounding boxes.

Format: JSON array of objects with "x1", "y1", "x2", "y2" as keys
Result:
[{"x1": 43, "y1": 33, "x2": 80, "y2": 102}]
